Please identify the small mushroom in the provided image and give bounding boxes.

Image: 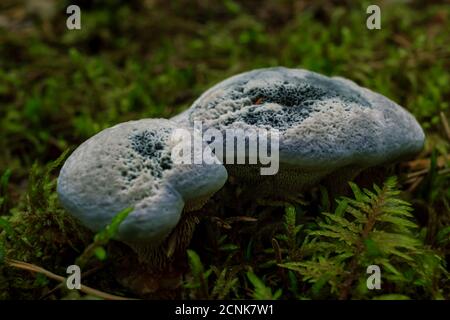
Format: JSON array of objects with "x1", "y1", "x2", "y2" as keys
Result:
[
  {"x1": 173, "y1": 67, "x2": 425, "y2": 196},
  {"x1": 57, "y1": 118, "x2": 227, "y2": 266}
]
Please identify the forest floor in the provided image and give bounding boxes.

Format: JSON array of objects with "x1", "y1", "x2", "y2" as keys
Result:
[{"x1": 0, "y1": 0, "x2": 449, "y2": 299}]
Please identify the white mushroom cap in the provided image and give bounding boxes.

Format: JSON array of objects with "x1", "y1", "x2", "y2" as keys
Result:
[
  {"x1": 173, "y1": 67, "x2": 425, "y2": 172},
  {"x1": 57, "y1": 119, "x2": 227, "y2": 246}
]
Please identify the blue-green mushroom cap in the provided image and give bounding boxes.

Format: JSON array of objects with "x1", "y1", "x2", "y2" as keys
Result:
[
  {"x1": 174, "y1": 67, "x2": 425, "y2": 171},
  {"x1": 57, "y1": 119, "x2": 227, "y2": 246}
]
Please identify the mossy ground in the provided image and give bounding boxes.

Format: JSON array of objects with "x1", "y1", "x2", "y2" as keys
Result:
[{"x1": 0, "y1": 0, "x2": 449, "y2": 299}]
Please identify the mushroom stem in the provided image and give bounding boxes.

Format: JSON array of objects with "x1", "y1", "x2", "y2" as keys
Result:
[
  {"x1": 125, "y1": 212, "x2": 199, "y2": 269},
  {"x1": 183, "y1": 192, "x2": 217, "y2": 212},
  {"x1": 113, "y1": 212, "x2": 201, "y2": 298},
  {"x1": 226, "y1": 163, "x2": 333, "y2": 201}
]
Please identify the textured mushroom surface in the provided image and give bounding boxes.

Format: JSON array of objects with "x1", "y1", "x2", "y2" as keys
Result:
[
  {"x1": 174, "y1": 67, "x2": 425, "y2": 170},
  {"x1": 57, "y1": 118, "x2": 227, "y2": 245}
]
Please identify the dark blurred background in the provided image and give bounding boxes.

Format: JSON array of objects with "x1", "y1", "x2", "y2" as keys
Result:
[{"x1": 1, "y1": 0, "x2": 449, "y2": 175}]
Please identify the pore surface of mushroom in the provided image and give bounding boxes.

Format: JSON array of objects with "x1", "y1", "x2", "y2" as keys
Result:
[
  {"x1": 57, "y1": 118, "x2": 227, "y2": 262},
  {"x1": 173, "y1": 67, "x2": 425, "y2": 193}
]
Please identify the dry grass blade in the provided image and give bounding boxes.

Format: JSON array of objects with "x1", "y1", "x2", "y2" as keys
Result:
[
  {"x1": 440, "y1": 112, "x2": 450, "y2": 142},
  {"x1": 6, "y1": 258, "x2": 135, "y2": 300},
  {"x1": 404, "y1": 155, "x2": 450, "y2": 171},
  {"x1": 39, "y1": 264, "x2": 107, "y2": 300},
  {"x1": 225, "y1": 216, "x2": 258, "y2": 224},
  {"x1": 407, "y1": 176, "x2": 424, "y2": 193}
]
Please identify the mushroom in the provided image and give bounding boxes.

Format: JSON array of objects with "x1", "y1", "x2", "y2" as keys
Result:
[
  {"x1": 57, "y1": 118, "x2": 227, "y2": 266},
  {"x1": 172, "y1": 67, "x2": 425, "y2": 197}
]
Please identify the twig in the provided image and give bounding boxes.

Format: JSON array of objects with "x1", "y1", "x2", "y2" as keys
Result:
[{"x1": 6, "y1": 258, "x2": 135, "y2": 300}]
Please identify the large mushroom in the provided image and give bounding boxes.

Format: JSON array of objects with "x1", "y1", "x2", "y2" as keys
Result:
[
  {"x1": 173, "y1": 67, "x2": 425, "y2": 197},
  {"x1": 57, "y1": 118, "x2": 227, "y2": 267}
]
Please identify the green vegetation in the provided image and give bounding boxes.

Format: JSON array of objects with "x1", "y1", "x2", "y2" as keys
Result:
[
  {"x1": 76, "y1": 207, "x2": 133, "y2": 268},
  {"x1": 0, "y1": 0, "x2": 449, "y2": 299},
  {"x1": 183, "y1": 179, "x2": 448, "y2": 300},
  {"x1": 279, "y1": 178, "x2": 446, "y2": 299}
]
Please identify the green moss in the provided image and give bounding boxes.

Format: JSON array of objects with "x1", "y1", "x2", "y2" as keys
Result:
[{"x1": 0, "y1": 152, "x2": 91, "y2": 299}]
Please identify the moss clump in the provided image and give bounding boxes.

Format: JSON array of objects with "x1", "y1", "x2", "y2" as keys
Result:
[{"x1": 0, "y1": 151, "x2": 91, "y2": 299}]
